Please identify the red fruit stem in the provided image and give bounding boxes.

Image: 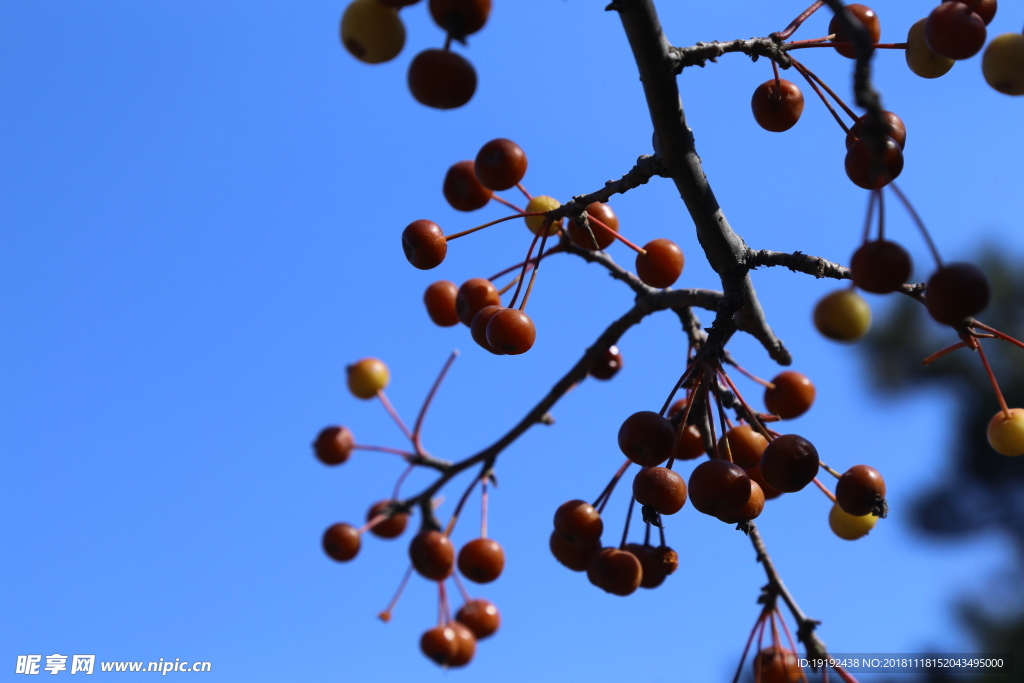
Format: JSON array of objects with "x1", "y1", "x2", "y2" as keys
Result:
[
  {"x1": 392, "y1": 463, "x2": 416, "y2": 501},
  {"x1": 812, "y1": 477, "x2": 837, "y2": 503},
  {"x1": 921, "y1": 341, "x2": 968, "y2": 366},
  {"x1": 487, "y1": 244, "x2": 563, "y2": 281},
  {"x1": 413, "y1": 350, "x2": 459, "y2": 452},
  {"x1": 377, "y1": 565, "x2": 414, "y2": 623},
  {"x1": 791, "y1": 59, "x2": 851, "y2": 134},
  {"x1": 619, "y1": 494, "x2": 636, "y2": 549},
  {"x1": 719, "y1": 370, "x2": 774, "y2": 443},
  {"x1": 818, "y1": 461, "x2": 842, "y2": 479},
  {"x1": 791, "y1": 58, "x2": 858, "y2": 121},
  {"x1": 377, "y1": 389, "x2": 413, "y2": 441},
  {"x1": 876, "y1": 188, "x2": 886, "y2": 241},
  {"x1": 496, "y1": 273, "x2": 523, "y2": 296},
  {"x1": 438, "y1": 581, "x2": 452, "y2": 627},
  {"x1": 888, "y1": 183, "x2": 944, "y2": 268},
  {"x1": 972, "y1": 322, "x2": 1024, "y2": 352},
  {"x1": 769, "y1": 610, "x2": 781, "y2": 648},
  {"x1": 704, "y1": 377, "x2": 725, "y2": 461},
  {"x1": 588, "y1": 214, "x2": 648, "y2": 255},
  {"x1": 594, "y1": 459, "x2": 632, "y2": 513},
  {"x1": 755, "y1": 616, "x2": 769, "y2": 680},
  {"x1": 860, "y1": 190, "x2": 878, "y2": 245},
  {"x1": 728, "y1": 360, "x2": 774, "y2": 389},
  {"x1": 975, "y1": 340, "x2": 1012, "y2": 418},
  {"x1": 515, "y1": 182, "x2": 532, "y2": 201},
  {"x1": 353, "y1": 444, "x2": 418, "y2": 459},
  {"x1": 658, "y1": 361, "x2": 699, "y2": 416},
  {"x1": 490, "y1": 194, "x2": 525, "y2": 213},
  {"x1": 731, "y1": 614, "x2": 765, "y2": 683},
  {"x1": 520, "y1": 230, "x2": 552, "y2": 311},
  {"x1": 357, "y1": 512, "x2": 386, "y2": 535},
  {"x1": 788, "y1": 42, "x2": 908, "y2": 49},
  {"x1": 508, "y1": 230, "x2": 543, "y2": 309},
  {"x1": 452, "y1": 570, "x2": 473, "y2": 604},
  {"x1": 772, "y1": 59, "x2": 782, "y2": 93},
  {"x1": 714, "y1": 377, "x2": 736, "y2": 459},
  {"x1": 666, "y1": 382, "x2": 702, "y2": 471},
  {"x1": 480, "y1": 478, "x2": 489, "y2": 539},
  {"x1": 785, "y1": 35, "x2": 834, "y2": 47},
  {"x1": 772, "y1": 0, "x2": 825, "y2": 41},
  {"x1": 445, "y1": 474, "x2": 483, "y2": 536},
  {"x1": 776, "y1": 610, "x2": 808, "y2": 683},
  {"x1": 444, "y1": 212, "x2": 538, "y2": 241}
]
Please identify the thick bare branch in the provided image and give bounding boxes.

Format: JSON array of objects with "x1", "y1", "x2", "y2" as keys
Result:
[{"x1": 668, "y1": 37, "x2": 793, "y2": 71}]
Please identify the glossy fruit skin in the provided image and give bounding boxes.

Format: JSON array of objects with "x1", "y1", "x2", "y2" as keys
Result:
[
  {"x1": 340, "y1": 0, "x2": 405, "y2": 65},
  {"x1": 717, "y1": 479, "x2": 765, "y2": 524},
  {"x1": 402, "y1": 219, "x2": 446, "y2": 269},
  {"x1": 568, "y1": 202, "x2": 619, "y2": 250},
  {"x1": 589, "y1": 345, "x2": 623, "y2": 380},
  {"x1": 987, "y1": 408, "x2": 1024, "y2": 456},
  {"x1": 814, "y1": 289, "x2": 872, "y2": 342},
  {"x1": 486, "y1": 309, "x2": 536, "y2": 355},
  {"x1": 408, "y1": 49, "x2": 476, "y2": 109},
  {"x1": 314, "y1": 425, "x2": 354, "y2": 465},
  {"x1": 323, "y1": 523, "x2": 361, "y2": 562},
  {"x1": 624, "y1": 543, "x2": 677, "y2": 589},
  {"x1": 347, "y1": 358, "x2": 390, "y2": 399},
  {"x1": 632, "y1": 467, "x2": 688, "y2": 515},
  {"x1": 905, "y1": 18, "x2": 955, "y2": 79},
  {"x1": 524, "y1": 195, "x2": 563, "y2": 236},
  {"x1": 688, "y1": 460, "x2": 752, "y2": 518},
  {"x1": 835, "y1": 465, "x2": 887, "y2": 516},
  {"x1": 750, "y1": 79, "x2": 804, "y2": 132},
  {"x1": 474, "y1": 138, "x2": 527, "y2": 191},
  {"x1": 457, "y1": 538, "x2": 505, "y2": 583},
  {"x1": 455, "y1": 278, "x2": 501, "y2": 326},
  {"x1": 424, "y1": 280, "x2": 461, "y2": 327},
  {"x1": 829, "y1": 4, "x2": 881, "y2": 59},
  {"x1": 455, "y1": 598, "x2": 500, "y2": 639},
  {"x1": 586, "y1": 547, "x2": 643, "y2": 596},
  {"x1": 844, "y1": 136, "x2": 904, "y2": 189},
  {"x1": 747, "y1": 463, "x2": 783, "y2": 501},
  {"x1": 850, "y1": 240, "x2": 913, "y2": 294},
  {"x1": 845, "y1": 111, "x2": 906, "y2": 150},
  {"x1": 924, "y1": 262, "x2": 990, "y2": 324},
  {"x1": 674, "y1": 424, "x2": 706, "y2": 461},
  {"x1": 367, "y1": 500, "x2": 409, "y2": 539},
  {"x1": 420, "y1": 625, "x2": 459, "y2": 666},
  {"x1": 446, "y1": 621, "x2": 477, "y2": 668},
  {"x1": 470, "y1": 305, "x2": 505, "y2": 355},
  {"x1": 429, "y1": 0, "x2": 492, "y2": 39},
  {"x1": 553, "y1": 499, "x2": 603, "y2": 546},
  {"x1": 636, "y1": 238, "x2": 684, "y2": 288},
  {"x1": 943, "y1": 0, "x2": 997, "y2": 25},
  {"x1": 925, "y1": 2, "x2": 987, "y2": 60},
  {"x1": 829, "y1": 503, "x2": 879, "y2": 540},
  {"x1": 753, "y1": 646, "x2": 803, "y2": 683},
  {"x1": 718, "y1": 425, "x2": 768, "y2": 469},
  {"x1": 764, "y1": 371, "x2": 816, "y2": 420},
  {"x1": 549, "y1": 530, "x2": 601, "y2": 571},
  {"x1": 982, "y1": 33, "x2": 1024, "y2": 96},
  {"x1": 617, "y1": 411, "x2": 675, "y2": 467},
  {"x1": 760, "y1": 434, "x2": 819, "y2": 493},
  {"x1": 443, "y1": 160, "x2": 491, "y2": 211},
  {"x1": 409, "y1": 530, "x2": 455, "y2": 580}
]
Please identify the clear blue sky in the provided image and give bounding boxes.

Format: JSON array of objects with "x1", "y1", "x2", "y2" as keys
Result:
[{"x1": 3, "y1": 1, "x2": 1023, "y2": 681}]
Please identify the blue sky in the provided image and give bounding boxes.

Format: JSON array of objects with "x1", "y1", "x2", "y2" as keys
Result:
[{"x1": 2, "y1": 1, "x2": 1023, "y2": 681}]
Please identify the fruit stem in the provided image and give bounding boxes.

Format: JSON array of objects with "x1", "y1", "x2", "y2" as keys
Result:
[
  {"x1": 731, "y1": 614, "x2": 764, "y2": 683},
  {"x1": 445, "y1": 474, "x2": 484, "y2": 536},
  {"x1": 972, "y1": 322, "x2": 1024, "y2": 352},
  {"x1": 975, "y1": 340, "x2": 1012, "y2": 418},
  {"x1": 452, "y1": 570, "x2": 473, "y2": 604},
  {"x1": 771, "y1": 0, "x2": 825, "y2": 41},
  {"x1": 727, "y1": 360, "x2": 774, "y2": 389},
  {"x1": 791, "y1": 59, "x2": 852, "y2": 134},
  {"x1": 491, "y1": 193, "x2": 525, "y2": 213},
  {"x1": 772, "y1": 59, "x2": 782, "y2": 94},
  {"x1": 357, "y1": 512, "x2": 388, "y2": 535},
  {"x1": 776, "y1": 611, "x2": 806, "y2": 682},
  {"x1": 887, "y1": 183, "x2": 944, "y2": 269},
  {"x1": 487, "y1": 244, "x2": 563, "y2": 282},
  {"x1": 519, "y1": 230, "x2": 552, "y2": 311},
  {"x1": 719, "y1": 370, "x2": 774, "y2": 443},
  {"x1": 785, "y1": 35, "x2": 834, "y2": 47},
  {"x1": 413, "y1": 350, "x2": 460, "y2": 452},
  {"x1": 714, "y1": 377, "x2": 735, "y2": 462},
  {"x1": 496, "y1": 273, "x2": 523, "y2": 296},
  {"x1": 876, "y1": 188, "x2": 886, "y2": 241},
  {"x1": 589, "y1": 214, "x2": 647, "y2": 255},
  {"x1": 438, "y1": 581, "x2": 452, "y2": 627},
  {"x1": 658, "y1": 361, "x2": 700, "y2": 417},
  {"x1": 860, "y1": 190, "x2": 878, "y2": 244},
  {"x1": 353, "y1": 444, "x2": 419, "y2": 459},
  {"x1": 392, "y1": 463, "x2": 416, "y2": 501},
  {"x1": 480, "y1": 478, "x2": 489, "y2": 539},
  {"x1": 515, "y1": 182, "x2": 532, "y2": 201},
  {"x1": 644, "y1": 521, "x2": 651, "y2": 546},
  {"x1": 788, "y1": 41, "x2": 908, "y2": 49},
  {"x1": 377, "y1": 565, "x2": 414, "y2": 623},
  {"x1": 377, "y1": 389, "x2": 414, "y2": 441},
  {"x1": 818, "y1": 462, "x2": 842, "y2": 479},
  {"x1": 812, "y1": 477, "x2": 837, "y2": 503},
  {"x1": 703, "y1": 377, "x2": 725, "y2": 461},
  {"x1": 508, "y1": 230, "x2": 543, "y2": 309},
  {"x1": 444, "y1": 212, "x2": 539, "y2": 241},
  {"x1": 791, "y1": 58, "x2": 858, "y2": 122},
  {"x1": 593, "y1": 459, "x2": 632, "y2": 513},
  {"x1": 619, "y1": 494, "x2": 636, "y2": 549},
  {"x1": 921, "y1": 341, "x2": 968, "y2": 366},
  {"x1": 666, "y1": 381, "x2": 703, "y2": 470}
]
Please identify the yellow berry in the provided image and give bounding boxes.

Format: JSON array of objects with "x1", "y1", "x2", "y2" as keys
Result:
[
  {"x1": 340, "y1": 0, "x2": 405, "y2": 65},
  {"x1": 524, "y1": 196, "x2": 563, "y2": 236},
  {"x1": 347, "y1": 358, "x2": 390, "y2": 399},
  {"x1": 905, "y1": 18, "x2": 955, "y2": 79},
  {"x1": 829, "y1": 504, "x2": 879, "y2": 540},
  {"x1": 986, "y1": 408, "x2": 1024, "y2": 456},
  {"x1": 813, "y1": 289, "x2": 872, "y2": 342},
  {"x1": 982, "y1": 33, "x2": 1024, "y2": 96}
]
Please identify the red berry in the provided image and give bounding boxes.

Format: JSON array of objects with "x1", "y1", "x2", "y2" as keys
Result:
[
  {"x1": 408, "y1": 49, "x2": 476, "y2": 110},
  {"x1": 763, "y1": 371, "x2": 816, "y2": 420},
  {"x1": 402, "y1": 219, "x2": 446, "y2": 269},
  {"x1": 474, "y1": 138, "x2": 528, "y2": 191},
  {"x1": 589, "y1": 345, "x2": 623, "y2": 380},
  {"x1": 323, "y1": 523, "x2": 361, "y2": 562},
  {"x1": 845, "y1": 111, "x2": 907, "y2": 150},
  {"x1": 850, "y1": 239, "x2": 913, "y2": 294},
  {"x1": 747, "y1": 463, "x2": 783, "y2": 501},
  {"x1": 313, "y1": 425, "x2": 354, "y2": 465},
  {"x1": 836, "y1": 464, "x2": 887, "y2": 516},
  {"x1": 926, "y1": 2, "x2": 987, "y2": 60},
  {"x1": 568, "y1": 202, "x2": 619, "y2": 250},
  {"x1": 760, "y1": 434, "x2": 819, "y2": 493},
  {"x1": 753, "y1": 645, "x2": 803, "y2": 683},
  {"x1": 409, "y1": 530, "x2": 455, "y2": 580},
  {"x1": 632, "y1": 467, "x2": 688, "y2": 515},
  {"x1": 719, "y1": 425, "x2": 769, "y2": 468},
  {"x1": 549, "y1": 530, "x2": 601, "y2": 571},
  {"x1": 829, "y1": 4, "x2": 881, "y2": 59},
  {"x1": 688, "y1": 460, "x2": 752, "y2": 518},
  {"x1": 470, "y1": 305, "x2": 505, "y2": 354},
  {"x1": 624, "y1": 543, "x2": 678, "y2": 589},
  {"x1": 366, "y1": 500, "x2": 409, "y2": 539},
  {"x1": 443, "y1": 160, "x2": 491, "y2": 212},
  {"x1": 553, "y1": 499, "x2": 603, "y2": 546},
  {"x1": 674, "y1": 424, "x2": 706, "y2": 461},
  {"x1": 424, "y1": 280, "x2": 461, "y2": 327},
  {"x1": 457, "y1": 538, "x2": 505, "y2": 583},
  {"x1": 617, "y1": 411, "x2": 675, "y2": 467},
  {"x1": 751, "y1": 79, "x2": 805, "y2": 132},
  {"x1": 943, "y1": 0, "x2": 996, "y2": 25},
  {"x1": 455, "y1": 278, "x2": 500, "y2": 326},
  {"x1": 716, "y1": 479, "x2": 766, "y2": 524},
  {"x1": 420, "y1": 625, "x2": 459, "y2": 666},
  {"x1": 636, "y1": 238, "x2": 684, "y2": 288},
  {"x1": 447, "y1": 621, "x2": 476, "y2": 668},
  {"x1": 844, "y1": 136, "x2": 904, "y2": 189},
  {"x1": 485, "y1": 308, "x2": 536, "y2": 355},
  {"x1": 586, "y1": 547, "x2": 643, "y2": 596},
  {"x1": 455, "y1": 598, "x2": 500, "y2": 639},
  {"x1": 429, "y1": 0, "x2": 491, "y2": 39},
  {"x1": 925, "y1": 262, "x2": 990, "y2": 324}
]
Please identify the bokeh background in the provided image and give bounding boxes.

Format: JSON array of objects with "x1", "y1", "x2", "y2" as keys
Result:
[{"x1": 3, "y1": 1, "x2": 1023, "y2": 680}]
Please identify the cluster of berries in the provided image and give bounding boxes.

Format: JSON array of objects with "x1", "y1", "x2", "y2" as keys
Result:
[{"x1": 340, "y1": 0, "x2": 490, "y2": 108}]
